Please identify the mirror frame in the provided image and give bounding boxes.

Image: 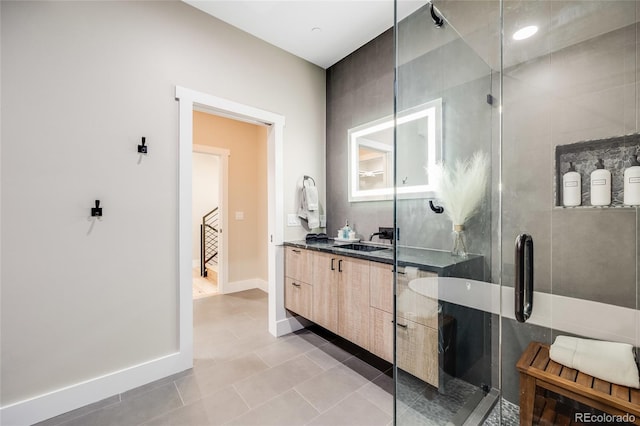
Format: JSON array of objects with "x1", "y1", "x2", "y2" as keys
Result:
[{"x1": 348, "y1": 99, "x2": 443, "y2": 202}]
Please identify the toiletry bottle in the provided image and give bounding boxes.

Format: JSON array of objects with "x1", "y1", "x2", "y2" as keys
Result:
[
  {"x1": 562, "y1": 162, "x2": 581, "y2": 207},
  {"x1": 590, "y1": 158, "x2": 611, "y2": 206},
  {"x1": 624, "y1": 154, "x2": 640, "y2": 205},
  {"x1": 343, "y1": 220, "x2": 351, "y2": 239}
]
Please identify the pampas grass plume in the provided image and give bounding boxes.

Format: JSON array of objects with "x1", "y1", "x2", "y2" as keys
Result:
[{"x1": 433, "y1": 151, "x2": 489, "y2": 227}]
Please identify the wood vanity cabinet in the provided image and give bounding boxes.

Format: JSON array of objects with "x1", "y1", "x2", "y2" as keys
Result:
[
  {"x1": 311, "y1": 251, "x2": 339, "y2": 333},
  {"x1": 284, "y1": 245, "x2": 440, "y2": 387},
  {"x1": 311, "y1": 252, "x2": 370, "y2": 348},
  {"x1": 369, "y1": 262, "x2": 394, "y2": 362},
  {"x1": 336, "y1": 256, "x2": 370, "y2": 350},
  {"x1": 368, "y1": 262, "x2": 439, "y2": 387},
  {"x1": 284, "y1": 247, "x2": 313, "y2": 318}
]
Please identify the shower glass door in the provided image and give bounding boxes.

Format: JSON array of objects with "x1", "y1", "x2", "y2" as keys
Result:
[
  {"x1": 393, "y1": 2, "x2": 502, "y2": 424},
  {"x1": 501, "y1": 1, "x2": 639, "y2": 424}
]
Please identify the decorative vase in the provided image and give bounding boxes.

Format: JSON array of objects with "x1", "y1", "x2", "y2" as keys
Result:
[{"x1": 452, "y1": 224, "x2": 468, "y2": 258}]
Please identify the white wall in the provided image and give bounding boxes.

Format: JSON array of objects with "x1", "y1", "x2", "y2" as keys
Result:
[
  {"x1": 192, "y1": 152, "x2": 219, "y2": 264},
  {"x1": 0, "y1": 0, "x2": 325, "y2": 413}
]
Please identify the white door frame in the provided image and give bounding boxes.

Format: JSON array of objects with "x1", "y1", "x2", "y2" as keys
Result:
[
  {"x1": 193, "y1": 144, "x2": 229, "y2": 294},
  {"x1": 176, "y1": 86, "x2": 296, "y2": 368}
]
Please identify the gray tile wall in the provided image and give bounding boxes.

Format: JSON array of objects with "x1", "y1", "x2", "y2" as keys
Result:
[
  {"x1": 326, "y1": 11, "x2": 494, "y2": 276},
  {"x1": 501, "y1": 22, "x2": 639, "y2": 308},
  {"x1": 326, "y1": 29, "x2": 395, "y2": 240}
]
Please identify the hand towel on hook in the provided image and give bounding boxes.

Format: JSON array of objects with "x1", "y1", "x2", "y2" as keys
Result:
[{"x1": 298, "y1": 176, "x2": 319, "y2": 228}]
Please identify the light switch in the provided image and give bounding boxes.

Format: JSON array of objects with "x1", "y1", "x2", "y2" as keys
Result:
[
  {"x1": 235, "y1": 211, "x2": 244, "y2": 220},
  {"x1": 320, "y1": 215, "x2": 326, "y2": 227}
]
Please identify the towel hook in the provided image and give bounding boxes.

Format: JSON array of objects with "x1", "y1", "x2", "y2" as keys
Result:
[{"x1": 303, "y1": 175, "x2": 316, "y2": 187}]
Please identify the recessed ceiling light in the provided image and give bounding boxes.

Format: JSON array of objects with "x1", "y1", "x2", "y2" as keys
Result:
[
  {"x1": 513, "y1": 25, "x2": 538, "y2": 41},
  {"x1": 311, "y1": 27, "x2": 322, "y2": 33}
]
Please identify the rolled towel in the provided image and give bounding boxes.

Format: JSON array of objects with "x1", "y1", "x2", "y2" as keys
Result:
[{"x1": 549, "y1": 335, "x2": 639, "y2": 388}]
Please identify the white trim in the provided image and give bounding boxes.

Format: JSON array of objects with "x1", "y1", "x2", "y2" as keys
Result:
[
  {"x1": 175, "y1": 86, "x2": 286, "y2": 344},
  {"x1": 193, "y1": 144, "x2": 229, "y2": 294},
  {"x1": 0, "y1": 353, "x2": 189, "y2": 426}
]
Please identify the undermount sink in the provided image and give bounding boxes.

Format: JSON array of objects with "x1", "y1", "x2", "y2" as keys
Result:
[{"x1": 336, "y1": 243, "x2": 391, "y2": 252}]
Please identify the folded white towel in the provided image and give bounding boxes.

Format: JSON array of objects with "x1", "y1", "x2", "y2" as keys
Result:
[
  {"x1": 549, "y1": 335, "x2": 639, "y2": 388},
  {"x1": 303, "y1": 186, "x2": 318, "y2": 211}
]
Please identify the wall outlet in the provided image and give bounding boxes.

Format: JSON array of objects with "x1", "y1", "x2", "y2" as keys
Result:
[
  {"x1": 287, "y1": 214, "x2": 301, "y2": 226},
  {"x1": 235, "y1": 211, "x2": 244, "y2": 220}
]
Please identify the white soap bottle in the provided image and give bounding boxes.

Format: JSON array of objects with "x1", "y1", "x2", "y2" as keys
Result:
[
  {"x1": 562, "y1": 162, "x2": 581, "y2": 207},
  {"x1": 624, "y1": 154, "x2": 640, "y2": 206},
  {"x1": 590, "y1": 158, "x2": 611, "y2": 206}
]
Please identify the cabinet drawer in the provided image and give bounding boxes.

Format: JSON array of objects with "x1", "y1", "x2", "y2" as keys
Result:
[
  {"x1": 397, "y1": 268, "x2": 438, "y2": 328},
  {"x1": 396, "y1": 317, "x2": 438, "y2": 386},
  {"x1": 370, "y1": 262, "x2": 393, "y2": 313},
  {"x1": 285, "y1": 278, "x2": 312, "y2": 319},
  {"x1": 285, "y1": 247, "x2": 312, "y2": 283},
  {"x1": 369, "y1": 307, "x2": 393, "y2": 362}
]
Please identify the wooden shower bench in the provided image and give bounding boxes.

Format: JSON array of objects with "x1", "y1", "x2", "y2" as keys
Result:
[{"x1": 517, "y1": 341, "x2": 640, "y2": 425}]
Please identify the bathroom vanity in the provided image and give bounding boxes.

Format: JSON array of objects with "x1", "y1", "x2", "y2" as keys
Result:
[{"x1": 283, "y1": 240, "x2": 485, "y2": 388}]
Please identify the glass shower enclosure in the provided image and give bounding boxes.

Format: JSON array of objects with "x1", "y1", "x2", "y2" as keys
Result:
[{"x1": 393, "y1": 1, "x2": 639, "y2": 424}]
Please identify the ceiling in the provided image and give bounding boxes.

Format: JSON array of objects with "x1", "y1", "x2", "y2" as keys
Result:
[{"x1": 182, "y1": 0, "x2": 428, "y2": 69}]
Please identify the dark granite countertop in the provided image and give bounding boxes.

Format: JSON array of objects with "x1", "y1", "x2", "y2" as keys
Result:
[{"x1": 283, "y1": 240, "x2": 484, "y2": 277}]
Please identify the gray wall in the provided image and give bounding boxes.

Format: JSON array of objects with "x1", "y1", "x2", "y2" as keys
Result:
[
  {"x1": 326, "y1": 9, "x2": 495, "y2": 274},
  {"x1": 1, "y1": 0, "x2": 325, "y2": 407},
  {"x1": 326, "y1": 28, "x2": 395, "y2": 240}
]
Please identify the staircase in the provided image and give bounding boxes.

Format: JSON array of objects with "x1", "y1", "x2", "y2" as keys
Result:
[{"x1": 200, "y1": 207, "x2": 219, "y2": 278}]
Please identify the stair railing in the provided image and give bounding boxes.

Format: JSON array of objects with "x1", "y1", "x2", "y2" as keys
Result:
[{"x1": 200, "y1": 207, "x2": 219, "y2": 277}]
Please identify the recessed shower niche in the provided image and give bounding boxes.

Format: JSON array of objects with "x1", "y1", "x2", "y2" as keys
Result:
[{"x1": 555, "y1": 134, "x2": 640, "y2": 208}]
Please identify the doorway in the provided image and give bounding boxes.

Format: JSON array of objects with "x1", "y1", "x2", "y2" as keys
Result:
[
  {"x1": 192, "y1": 146, "x2": 228, "y2": 298},
  {"x1": 176, "y1": 86, "x2": 294, "y2": 370}
]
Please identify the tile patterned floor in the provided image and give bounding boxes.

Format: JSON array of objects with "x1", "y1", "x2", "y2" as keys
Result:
[
  {"x1": 35, "y1": 290, "x2": 393, "y2": 426},
  {"x1": 35, "y1": 289, "x2": 518, "y2": 426}
]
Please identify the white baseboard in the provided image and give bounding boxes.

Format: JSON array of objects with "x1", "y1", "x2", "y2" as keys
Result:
[
  {"x1": 0, "y1": 352, "x2": 191, "y2": 426},
  {"x1": 222, "y1": 278, "x2": 268, "y2": 294}
]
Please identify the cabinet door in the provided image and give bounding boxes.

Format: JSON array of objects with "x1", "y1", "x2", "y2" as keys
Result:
[
  {"x1": 312, "y1": 252, "x2": 339, "y2": 333},
  {"x1": 396, "y1": 317, "x2": 438, "y2": 386},
  {"x1": 397, "y1": 268, "x2": 438, "y2": 328},
  {"x1": 338, "y1": 257, "x2": 370, "y2": 350},
  {"x1": 285, "y1": 278, "x2": 312, "y2": 319},
  {"x1": 369, "y1": 307, "x2": 393, "y2": 362},
  {"x1": 370, "y1": 262, "x2": 393, "y2": 313},
  {"x1": 285, "y1": 247, "x2": 312, "y2": 283}
]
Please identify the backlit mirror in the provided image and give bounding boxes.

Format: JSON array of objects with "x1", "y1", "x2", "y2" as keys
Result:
[{"x1": 348, "y1": 99, "x2": 442, "y2": 202}]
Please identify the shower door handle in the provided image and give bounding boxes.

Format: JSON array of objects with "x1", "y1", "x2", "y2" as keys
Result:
[{"x1": 515, "y1": 234, "x2": 534, "y2": 323}]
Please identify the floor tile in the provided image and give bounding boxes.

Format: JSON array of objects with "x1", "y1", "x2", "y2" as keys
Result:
[
  {"x1": 304, "y1": 342, "x2": 353, "y2": 370},
  {"x1": 253, "y1": 333, "x2": 320, "y2": 367},
  {"x1": 356, "y1": 381, "x2": 393, "y2": 416},
  {"x1": 294, "y1": 363, "x2": 369, "y2": 412},
  {"x1": 58, "y1": 382, "x2": 182, "y2": 426},
  {"x1": 143, "y1": 386, "x2": 249, "y2": 426},
  {"x1": 226, "y1": 389, "x2": 319, "y2": 426},
  {"x1": 33, "y1": 395, "x2": 121, "y2": 426},
  {"x1": 306, "y1": 391, "x2": 392, "y2": 426},
  {"x1": 175, "y1": 353, "x2": 269, "y2": 404},
  {"x1": 233, "y1": 354, "x2": 323, "y2": 408}
]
